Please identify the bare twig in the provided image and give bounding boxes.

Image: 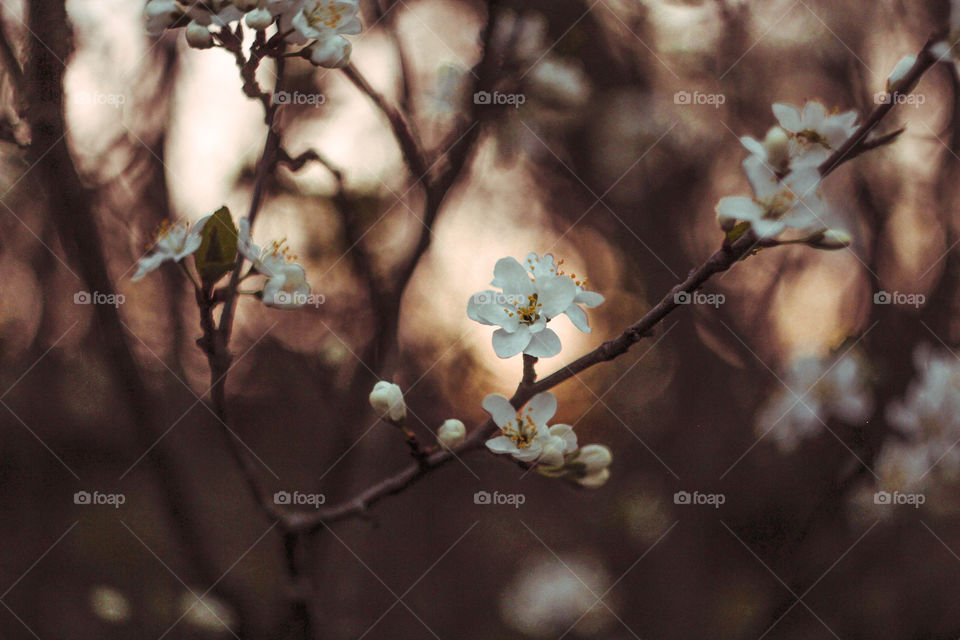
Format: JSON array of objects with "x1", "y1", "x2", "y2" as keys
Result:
[
  {"x1": 342, "y1": 62, "x2": 428, "y2": 179},
  {"x1": 818, "y1": 35, "x2": 942, "y2": 178}
]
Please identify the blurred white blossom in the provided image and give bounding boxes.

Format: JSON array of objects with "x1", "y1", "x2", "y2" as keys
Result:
[
  {"x1": 89, "y1": 585, "x2": 131, "y2": 624},
  {"x1": 499, "y1": 554, "x2": 615, "y2": 637},
  {"x1": 772, "y1": 101, "x2": 858, "y2": 153},
  {"x1": 756, "y1": 350, "x2": 873, "y2": 452},
  {"x1": 884, "y1": 344, "x2": 960, "y2": 483},
  {"x1": 179, "y1": 592, "x2": 236, "y2": 633},
  {"x1": 715, "y1": 154, "x2": 825, "y2": 239}
]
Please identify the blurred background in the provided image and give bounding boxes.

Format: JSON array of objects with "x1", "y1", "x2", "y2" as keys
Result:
[{"x1": 1, "y1": 0, "x2": 959, "y2": 638}]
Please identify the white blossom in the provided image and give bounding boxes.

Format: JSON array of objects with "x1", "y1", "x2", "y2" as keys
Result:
[
  {"x1": 132, "y1": 216, "x2": 209, "y2": 281},
  {"x1": 756, "y1": 351, "x2": 873, "y2": 452},
  {"x1": 437, "y1": 419, "x2": 466, "y2": 448},
  {"x1": 291, "y1": 0, "x2": 362, "y2": 67},
  {"x1": 715, "y1": 155, "x2": 826, "y2": 239},
  {"x1": 739, "y1": 126, "x2": 795, "y2": 175},
  {"x1": 468, "y1": 254, "x2": 603, "y2": 358},
  {"x1": 369, "y1": 381, "x2": 406, "y2": 422},
  {"x1": 262, "y1": 262, "x2": 311, "y2": 309},
  {"x1": 237, "y1": 217, "x2": 312, "y2": 309},
  {"x1": 523, "y1": 253, "x2": 604, "y2": 333},
  {"x1": 483, "y1": 392, "x2": 577, "y2": 466},
  {"x1": 771, "y1": 101, "x2": 859, "y2": 152}
]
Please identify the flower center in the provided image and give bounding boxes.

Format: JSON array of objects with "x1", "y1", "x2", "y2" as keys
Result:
[
  {"x1": 149, "y1": 219, "x2": 188, "y2": 251},
  {"x1": 264, "y1": 239, "x2": 297, "y2": 264},
  {"x1": 795, "y1": 128, "x2": 830, "y2": 149},
  {"x1": 307, "y1": 1, "x2": 346, "y2": 30},
  {"x1": 501, "y1": 411, "x2": 538, "y2": 448},
  {"x1": 503, "y1": 293, "x2": 542, "y2": 325},
  {"x1": 527, "y1": 256, "x2": 587, "y2": 287},
  {"x1": 760, "y1": 191, "x2": 797, "y2": 221}
]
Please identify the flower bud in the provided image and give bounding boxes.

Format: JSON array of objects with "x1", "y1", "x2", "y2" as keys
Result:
[
  {"x1": 886, "y1": 55, "x2": 916, "y2": 94},
  {"x1": 762, "y1": 126, "x2": 791, "y2": 174},
  {"x1": 145, "y1": 0, "x2": 181, "y2": 35},
  {"x1": 245, "y1": 8, "x2": 273, "y2": 30},
  {"x1": 577, "y1": 468, "x2": 610, "y2": 488},
  {"x1": 576, "y1": 444, "x2": 612, "y2": 473},
  {"x1": 437, "y1": 419, "x2": 466, "y2": 448},
  {"x1": 307, "y1": 39, "x2": 352, "y2": 68},
  {"x1": 806, "y1": 228, "x2": 852, "y2": 250},
  {"x1": 185, "y1": 21, "x2": 214, "y2": 49},
  {"x1": 538, "y1": 440, "x2": 566, "y2": 468},
  {"x1": 369, "y1": 381, "x2": 406, "y2": 422}
]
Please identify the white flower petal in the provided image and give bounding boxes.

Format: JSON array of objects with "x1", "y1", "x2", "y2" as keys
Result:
[
  {"x1": 536, "y1": 275, "x2": 577, "y2": 318},
  {"x1": 563, "y1": 303, "x2": 591, "y2": 333},
  {"x1": 524, "y1": 327, "x2": 562, "y2": 358},
  {"x1": 482, "y1": 393, "x2": 518, "y2": 429},
  {"x1": 575, "y1": 290, "x2": 604, "y2": 307},
  {"x1": 772, "y1": 103, "x2": 802, "y2": 131},
  {"x1": 525, "y1": 391, "x2": 557, "y2": 426},
  {"x1": 492, "y1": 326, "x2": 532, "y2": 358},
  {"x1": 716, "y1": 196, "x2": 763, "y2": 224},
  {"x1": 492, "y1": 257, "x2": 535, "y2": 296}
]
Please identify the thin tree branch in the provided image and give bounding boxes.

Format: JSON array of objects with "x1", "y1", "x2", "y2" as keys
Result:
[{"x1": 282, "y1": 36, "x2": 943, "y2": 530}]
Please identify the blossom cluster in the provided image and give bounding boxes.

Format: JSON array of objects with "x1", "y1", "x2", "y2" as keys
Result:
[
  {"x1": 880, "y1": 345, "x2": 960, "y2": 492},
  {"x1": 367, "y1": 381, "x2": 612, "y2": 488},
  {"x1": 717, "y1": 101, "x2": 858, "y2": 241},
  {"x1": 144, "y1": 0, "x2": 362, "y2": 68},
  {"x1": 132, "y1": 211, "x2": 314, "y2": 310}
]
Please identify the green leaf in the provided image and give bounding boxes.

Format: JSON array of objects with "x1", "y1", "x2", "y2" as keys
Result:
[
  {"x1": 195, "y1": 206, "x2": 238, "y2": 284},
  {"x1": 724, "y1": 220, "x2": 752, "y2": 244}
]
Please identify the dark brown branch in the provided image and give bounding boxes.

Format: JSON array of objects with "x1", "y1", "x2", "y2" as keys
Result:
[{"x1": 286, "y1": 233, "x2": 759, "y2": 532}]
